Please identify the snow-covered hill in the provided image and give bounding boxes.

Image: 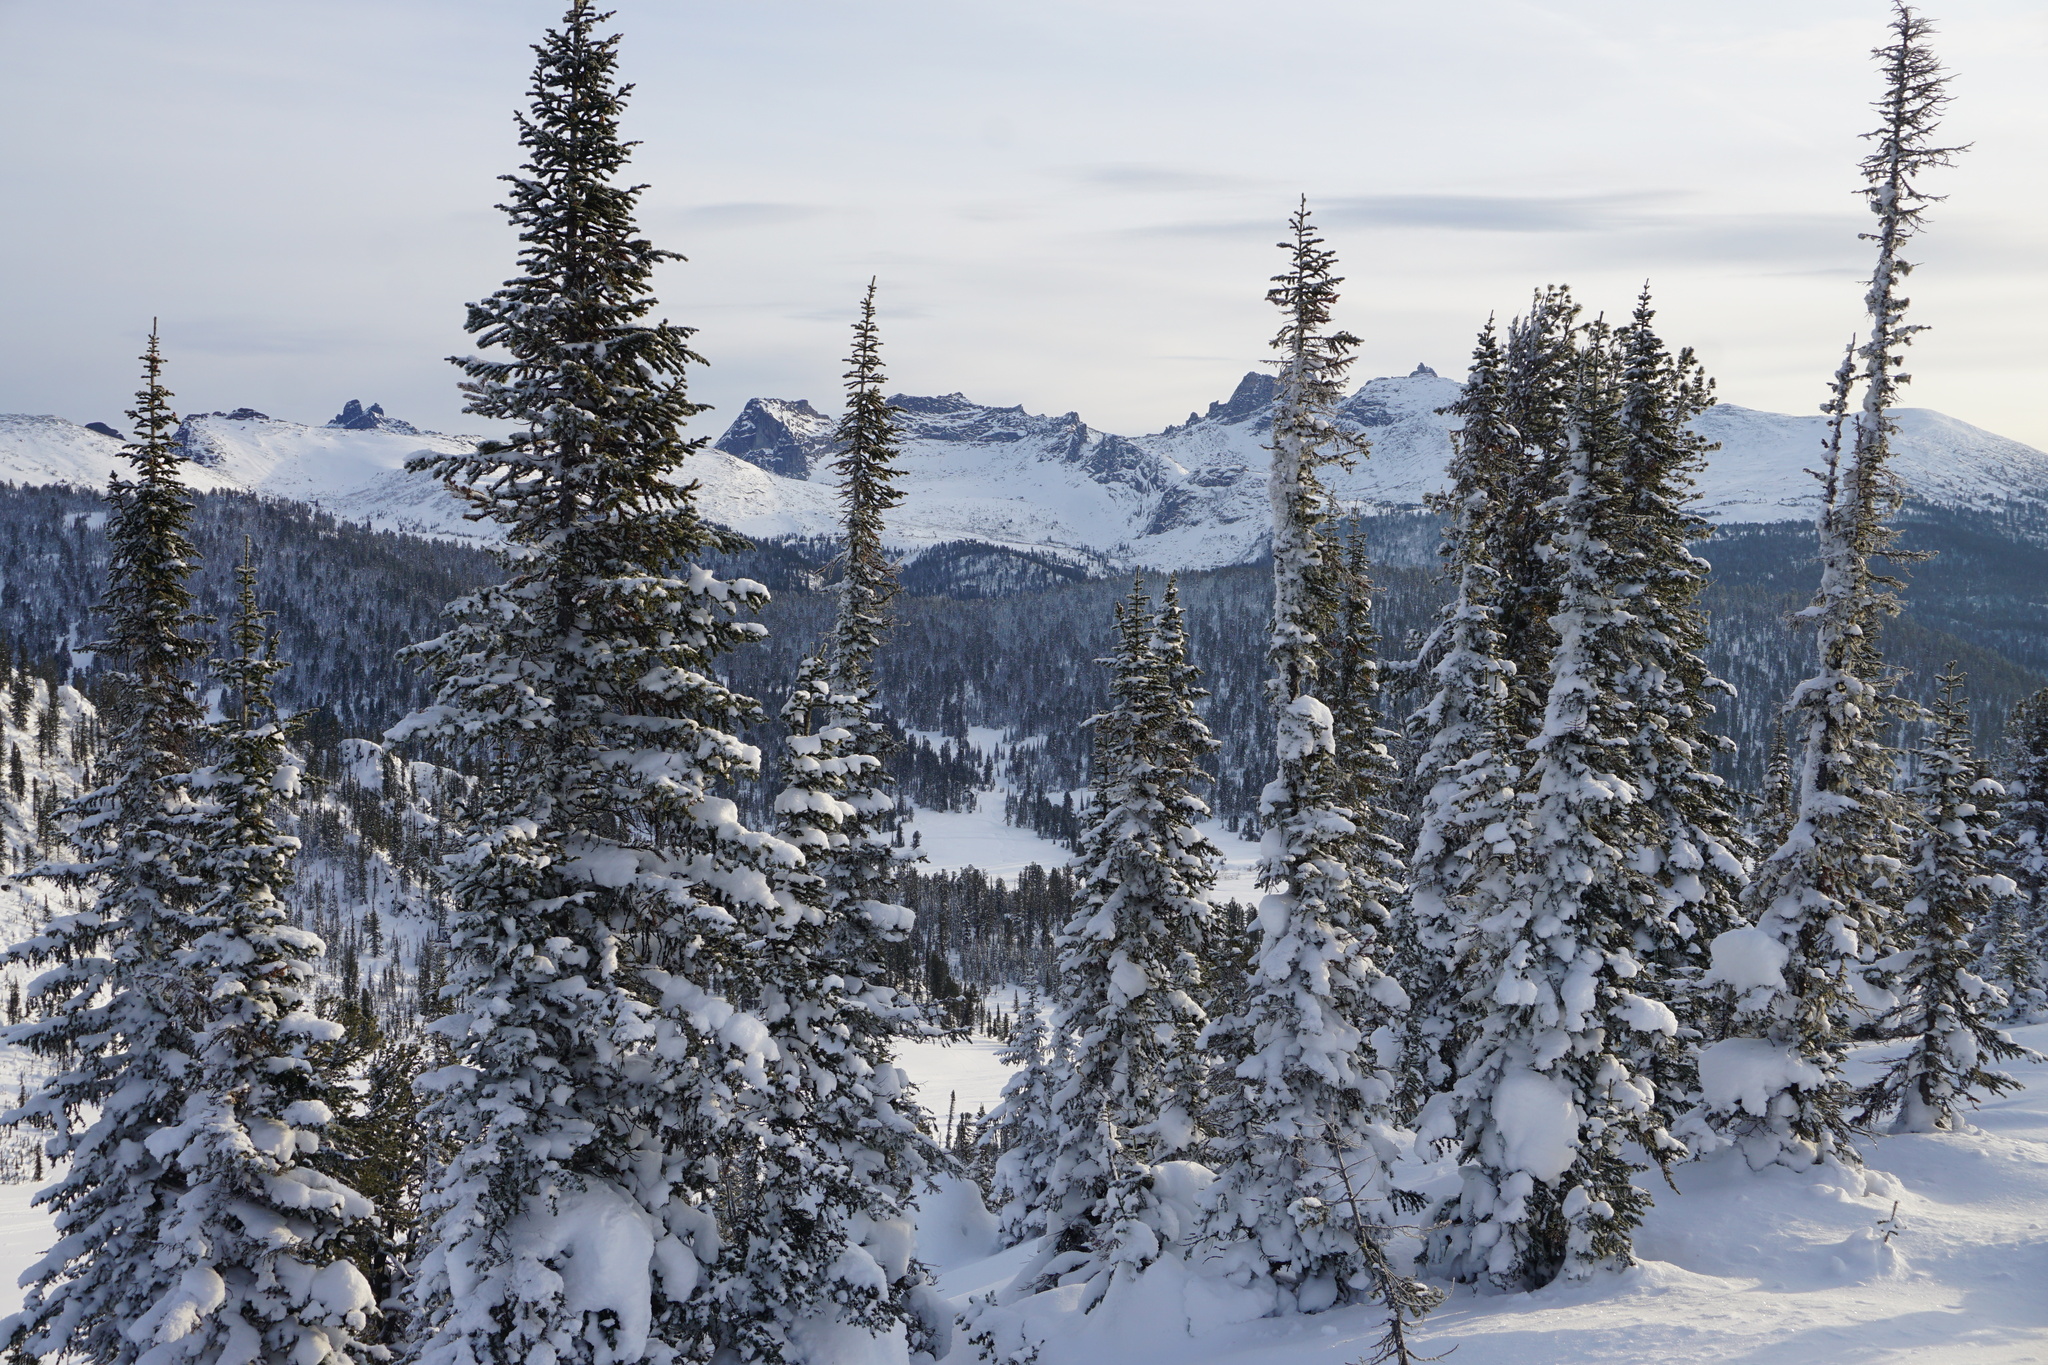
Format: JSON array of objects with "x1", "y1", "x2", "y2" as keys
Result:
[
  {"x1": 895, "y1": 1024, "x2": 2048, "y2": 1365},
  {"x1": 7, "y1": 370, "x2": 2048, "y2": 570}
]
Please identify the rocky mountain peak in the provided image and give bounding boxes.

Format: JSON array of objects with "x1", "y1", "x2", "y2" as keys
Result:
[
  {"x1": 327, "y1": 400, "x2": 418, "y2": 436},
  {"x1": 714, "y1": 397, "x2": 836, "y2": 478}
]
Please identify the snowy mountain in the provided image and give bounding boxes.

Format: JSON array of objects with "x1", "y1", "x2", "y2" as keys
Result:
[{"x1": 6, "y1": 371, "x2": 2048, "y2": 569}]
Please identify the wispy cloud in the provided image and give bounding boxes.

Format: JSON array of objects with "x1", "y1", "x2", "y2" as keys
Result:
[
  {"x1": 1060, "y1": 163, "x2": 1267, "y2": 193},
  {"x1": 673, "y1": 202, "x2": 826, "y2": 228},
  {"x1": 1321, "y1": 191, "x2": 1675, "y2": 232}
]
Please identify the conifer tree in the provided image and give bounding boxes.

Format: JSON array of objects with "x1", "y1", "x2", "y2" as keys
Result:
[
  {"x1": 1982, "y1": 688, "x2": 2048, "y2": 1017},
  {"x1": 395, "y1": 9, "x2": 788, "y2": 1363},
  {"x1": 724, "y1": 285, "x2": 940, "y2": 1357},
  {"x1": 1201, "y1": 202, "x2": 1407, "y2": 1314},
  {"x1": 1326, "y1": 530, "x2": 1408, "y2": 1016},
  {"x1": 148, "y1": 539, "x2": 378, "y2": 1365},
  {"x1": 726, "y1": 645, "x2": 937, "y2": 1360},
  {"x1": 0, "y1": 330, "x2": 220, "y2": 1365},
  {"x1": 816, "y1": 281, "x2": 919, "y2": 989},
  {"x1": 1422, "y1": 322, "x2": 1682, "y2": 1290},
  {"x1": 1029, "y1": 576, "x2": 1217, "y2": 1302},
  {"x1": 1610, "y1": 292, "x2": 1754, "y2": 1117},
  {"x1": 1396, "y1": 320, "x2": 1522, "y2": 1120},
  {"x1": 988, "y1": 991, "x2": 1061, "y2": 1248},
  {"x1": 1702, "y1": 4, "x2": 1965, "y2": 1168},
  {"x1": 1860, "y1": 668, "x2": 2033, "y2": 1131}
]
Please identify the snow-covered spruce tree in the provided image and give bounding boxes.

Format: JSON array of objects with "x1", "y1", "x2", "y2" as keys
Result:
[
  {"x1": 1200, "y1": 202, "x2": 1407, "y2": 1315},
  {"x1": 724, "y1": 287, "x2": 940, "y2": 1360},
  {"x1": 1026, "y1": 575, "x2": 1218, "y2": 1302},
  {"x1": 147, "y1": 539, "x2": 378, "y2": 1365},
  {"x1": 816, "y1": 280, "x2": 920, "y2": 990},
  {"x1": 1700, "y1": 5, "x2": 1965, "y2": 1169},
  {"x1": 395, "y1": 9, "x2": 789, "y2": 1364},
  {"x1": 987, "y1": 990, "x2": 1061, "y2": 1248},
  {"x1": 1982, "y1": 688, "x2": 2048, "y2": 1018},
  {"x1": 1421, "y1": 322, "x2": 1682, "y2": 1290},
  {"x1": 723, "y1": 647, "x2": 936, "y2": 1360},
  {"x1": 1859, "y1": 668, "x2": 2033, "y2": 1132},
  {"x1": 1490, "y1": 287, "x2": 1582, "y2": 736},
  {"x1": 1325, "y1": 530, "x2": 1409, "y2": 1029},
  {"x1": 0, "y1": 330, "x2": 221, "y2": 1365},
  {"x1": 1610, "y1": 292, "x2": 1753, "y2": 1117},
  {"x1": 1395, "y1": 318, "x2": 1524, "y2": 1120}
]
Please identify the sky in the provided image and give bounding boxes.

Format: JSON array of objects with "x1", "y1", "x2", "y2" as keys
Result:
[{"x1": 1, "y1": 0, "x2": 2043, "y2": 450}]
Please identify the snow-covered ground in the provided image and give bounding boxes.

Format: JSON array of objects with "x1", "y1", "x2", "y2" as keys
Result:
[
  {"x1": 891, "y1": 1027, "x2": 2048, "y2": 1365},
  {"x1": 881, "y1": 780, "x2": 2048, "y2": 1360},
  {"x1": 899, "y1": 726, "x2": 1264, "y2": 900}
]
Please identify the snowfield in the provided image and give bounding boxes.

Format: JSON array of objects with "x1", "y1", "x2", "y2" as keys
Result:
[{"x1": 889, "y1": 1027, "x2": 2048, "y2": 1365}]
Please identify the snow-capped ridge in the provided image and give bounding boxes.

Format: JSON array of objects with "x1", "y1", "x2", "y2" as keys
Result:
[{"x1": 4, "y1": 369, "x2": 2047, "y2": 571}]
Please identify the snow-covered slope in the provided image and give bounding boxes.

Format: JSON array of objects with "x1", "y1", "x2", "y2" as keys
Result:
[
  {"x1": 896, "y1": 1022, "x2": 2048, "y2": 1365},
  {"x1": 7, "y1": 369, "x2": 2048, "y2": 570},
  {"x1": 697, "y1": 367, "x2": 2048, "y2": 568}
]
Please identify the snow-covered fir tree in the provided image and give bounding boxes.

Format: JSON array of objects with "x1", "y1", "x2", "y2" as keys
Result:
[
  {"x1": 724, "y1": 650, "x2": 933, "y2": 1358},
  {"x1": 728, "y1": 286, "x2": 940, "y2": 1360},
  {"x1": 1396, "y1": 319, "x2": 1523, "y2": 1120},
  {"x1": 1609, "y1": 292, "x2": 1753, "y2": 1119},
  {"x1": 394, "y1": 9, "x2": 791, "y2": 1363},
  {"x1": 0, "y1": 331, "x2": 223, "y2": 1365},
  {"x1": 1490, "y1": 287, "x2": 1582, "y2": 735},
  {"x1": 987, "y1": 991, "x2": 1062, "y2": 1248},
  {"x1": 1200, "y1": 202, "x2": 1409, "y2": 1315},
  {"x1": 146, "y1": 540, "x2": 378, "y2": 1365},
  {"x1": 1027, "y1": 575, "x2": 1218, "y2": 1303},
  {"x1": 816, "y1": 280, "x2": 922, "y2": 996},
  {"x1": 1982, "y1": 688, "x2": 2048, "y2": 1018},
  {"x1": 1700, "y1": 4, "x2": 1965, "y2": 1168},
  {"x1": 1421, "y1": 321, "x2": 1683, "y2": 1290},
  {"x1": 1325, "y1": 530, "x2": 1409, "y2": 1029},
  {"x1": 1859, "y1": 668, "x2": 2033, "y2": 1132}
]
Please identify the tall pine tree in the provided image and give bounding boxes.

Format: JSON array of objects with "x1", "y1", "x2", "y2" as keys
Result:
[
  {"x1": 148, "y1": 540, "x2": 378, "y2": 1365},
  {"x1": 1028, "y1": 576, "x2": 1218, "y2": 1304},
  {"x1": 1, "y1": 330, "x2": 222, "y2": 1365},
  {"x1": 1859, "y1": 668, "x2": 2033, "y2": 1132},
  {"x1": 1396, "y1": 319, "x2": 1522, "y2": 1121},
  {"x1": 1701, "y1": 3, "x2": 1965, "y2": 1168},
  {"x1": 729, "y1": 282, "x2": 940, "y2": 1358},
  {"x1": 395, "y1": 9, "x2": 788, "y2": 1363},
  {"x1": 1609, "y1": 293, "x2": 1754, "y2": 1127},
  {"x1": 1422, "y1": 320, "x2": 1682, "y2": 1290},
  {"x1": 1201, "y1": 202, "x2": 1408, "y2": 1315},
  {"x1": 1982, "y1": 688, "x2": 2048, "y2": 1017}
]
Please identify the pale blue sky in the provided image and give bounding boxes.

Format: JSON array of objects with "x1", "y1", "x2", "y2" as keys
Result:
[{"x1": 2, "y1": 1, "x2": 2042, "y2": 447}]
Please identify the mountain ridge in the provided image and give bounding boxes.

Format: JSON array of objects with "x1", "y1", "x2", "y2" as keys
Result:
[{"x1": 6, "y1": 367, "x2": 2048, "y2": 571}]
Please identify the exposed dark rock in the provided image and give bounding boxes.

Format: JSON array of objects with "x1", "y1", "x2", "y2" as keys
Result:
[
  {"x1": 713, "y1": 397, "x2": 835, "y2": 478},
  {"x1": 1206, "y1": 372, "x2": 1276, "y2": 425},
  {"x1": 885, "y1": 393, "x2": 980, "y2": 417},
  {"x1": 327, "y1": 400, "x2": 419, "y2": 435},
  {"x1": 83, "y1": 422, "x2": 124, "y2": 440}
]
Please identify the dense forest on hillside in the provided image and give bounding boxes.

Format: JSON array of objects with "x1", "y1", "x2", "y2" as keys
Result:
[{"x1": 2, "y1": 483, "x2": 2042, "y2": 837}]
